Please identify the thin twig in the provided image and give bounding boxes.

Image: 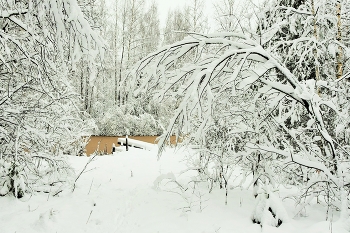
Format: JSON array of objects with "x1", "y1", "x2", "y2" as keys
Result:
[
  {"x1": 72, "y1": 154, "x2": 97, "y2": 192},
  {"x1": 88, "y1": 179, "x2": 94, "y2": 195},
  {"x1": 86, "y1": 210, "x2": 93, "y2": 224}
]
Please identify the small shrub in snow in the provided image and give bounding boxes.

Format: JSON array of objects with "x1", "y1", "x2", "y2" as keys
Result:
[
  {"x1": 252, "y1": 185, "x2": 289, "y2": 228},
  {"x1": 154, "y1": 172, "x2": 209, "y2": 213},
  {"x1": 0, "y1": 159, "x2": 26, "y2": 198}
]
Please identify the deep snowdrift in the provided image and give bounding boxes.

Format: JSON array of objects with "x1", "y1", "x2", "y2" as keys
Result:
[{"x1": 0, "y1": 147, "x2": 346, "y2": 233}]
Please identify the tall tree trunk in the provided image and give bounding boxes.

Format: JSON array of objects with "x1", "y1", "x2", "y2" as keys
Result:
[
  {"x1": 336, "y1": 0, "x2": 343, "y2": 79},
  {"x1": 80, "y1": 67, "x2": 84, "y2": 101},
  {"x1": 126, "y1": 0, "x2": 133, "y2": 63},
  {"x1": 311, "y1": 0, "x2": 320, "y2": 83},
  {"x1": 85, "y1": 65, "x2": 89, "y2": 112},
  {"x1": 114, "y1": 0, "x2": 119, "y2": 105}
]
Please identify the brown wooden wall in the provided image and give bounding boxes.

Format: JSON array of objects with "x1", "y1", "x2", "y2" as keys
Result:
[{"x1": 85, "y1": 136, "x2": 179, "y2": 156}]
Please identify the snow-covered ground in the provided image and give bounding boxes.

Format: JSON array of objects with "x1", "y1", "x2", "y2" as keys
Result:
[{"x1": 0, "y1": 147, "x2": 346, "y2": 233}]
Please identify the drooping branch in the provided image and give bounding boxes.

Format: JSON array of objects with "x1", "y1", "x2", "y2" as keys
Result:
[{"x1": 132, "y1": 32, "x2": 340, "y2": 176}]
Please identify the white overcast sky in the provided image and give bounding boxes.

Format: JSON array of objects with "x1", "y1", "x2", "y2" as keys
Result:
[{"x1": 153, "y1": 0, "x2": 215, "y2": 29}]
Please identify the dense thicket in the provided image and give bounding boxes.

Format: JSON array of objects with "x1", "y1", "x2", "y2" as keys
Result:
[
  {"x1": 130, "y1": 0, "x2": 350, "y2": 228},
  {"x1": 0, "y1": 0, "x2": 104, "y2": 197}
]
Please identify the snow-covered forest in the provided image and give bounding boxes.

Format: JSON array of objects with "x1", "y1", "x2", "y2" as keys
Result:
[{"x1": 1, "y1": 0, "x2": 350, "y2": 232}]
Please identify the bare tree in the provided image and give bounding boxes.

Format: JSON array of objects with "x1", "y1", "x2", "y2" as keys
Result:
[
  {"x1": 163, "y1": 7, "x2": 191, "y2": 45},
  {"x1": 189, "y1": 0, "x2": 209, "y2": 33}
]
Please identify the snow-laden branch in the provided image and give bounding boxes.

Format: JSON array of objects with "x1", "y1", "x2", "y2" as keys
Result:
[
  {"x1": 0, "y1": 9, "x2": 28, "y2": 18},
  {"x1": 245, "y1": 143, "x2": 339, "y2": 185},
  {"x1": 132, "y1": 32, "x2": 342, "y2": 175},
  {"x1": 278, "y1": 6, "x2": 312, "y2": 16}
]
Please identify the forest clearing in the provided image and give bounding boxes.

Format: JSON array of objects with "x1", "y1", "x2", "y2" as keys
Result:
[{"x1": 1, "y1": 0, "x2": 350, "y2": 232}]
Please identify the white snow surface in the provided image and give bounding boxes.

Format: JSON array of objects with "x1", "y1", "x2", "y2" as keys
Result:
[{"x1": 0, "y1": 147, "x2": 347, "y2": 233}]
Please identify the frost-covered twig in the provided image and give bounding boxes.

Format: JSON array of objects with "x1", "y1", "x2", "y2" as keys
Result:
[{"x1": 72, "y1": 155, "x2": 97, "y2": 192}]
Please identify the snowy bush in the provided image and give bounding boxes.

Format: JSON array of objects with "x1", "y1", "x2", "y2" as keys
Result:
[
  {"x1": 251, "y1": 185, "x2": 289, "y2": 227},
  {"x1": 0, "y1": 0, "x2": 104, "y2": 197},
  {"x1": 95, "y1": 107, "x2": 164, "y2": 136},
  {"x1": 95, "y1": 95, "x2": 175, "y2": 136},
  {"x1": 0, "y1": 159, "x2": 26, "y2": 198}
]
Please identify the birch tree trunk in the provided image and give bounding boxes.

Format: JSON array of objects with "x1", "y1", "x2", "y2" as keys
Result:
[
  {"x1": 336, "y1": 0, "x2": 343, "y2": 79},
  {"x1": 311, "y1": 0, "x2": 320, "y2": 83}
]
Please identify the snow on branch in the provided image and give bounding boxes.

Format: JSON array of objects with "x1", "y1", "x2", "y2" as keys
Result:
[
  {"x1": 278, "y1": 6, "x2": 312, "y2": 16},
  {"x1": 245, "y1": 143, "x2": 339, "y2": 186},
  {"x1": 0, "y1": 9, "x2": 28, "y2": 18},
  {"x1": 131, "y1": 32, "x2": 340, "y2": 176}
]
